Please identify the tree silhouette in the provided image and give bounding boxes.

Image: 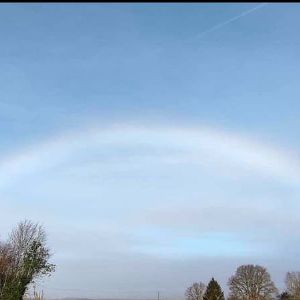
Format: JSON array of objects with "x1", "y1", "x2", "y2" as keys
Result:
[
  {"x1": 228, "y1": 264, "x2": 277, "y2": 300},
  {"x1": 203, "y1": 278, "x2": 225, "y2": 300}
]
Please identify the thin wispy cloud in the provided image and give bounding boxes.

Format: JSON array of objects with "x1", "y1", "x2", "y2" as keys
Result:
[{"x1": 196, "y1": 3, "x2": 267, "y2": 39}]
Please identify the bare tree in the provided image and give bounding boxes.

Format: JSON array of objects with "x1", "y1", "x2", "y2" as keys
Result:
[
  {"x1": 228, "y1": 264, "x2": 277, "y2": 300},
  {"x1": 278, "y1": 292, "x2": 291, "y2": 300},
  {"x1": 185, "y1": 282, "x2": 206, "y2": 300},
  {"x1": 9, "y1": 220, "x2": 46, "y2": 264},
  {"x1": 285, "y1": 272, "x2": 300, "y2": 300}
]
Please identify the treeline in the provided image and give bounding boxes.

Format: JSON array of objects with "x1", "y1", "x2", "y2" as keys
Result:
[
  {"x1": 0, "y1": 220, "x2": 55, "y2": 300},
  {"x1": 185, "y1": 266, "x2": 300, "y2": 300},
  {"x1": 2, "y1": 220, "x2": 300, "y2": 300}
]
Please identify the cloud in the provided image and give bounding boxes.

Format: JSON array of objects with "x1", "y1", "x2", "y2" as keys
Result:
[
  {"x1": 38, "y1": 252, "x2": 288, "y2": 299},
  {"x1": 131, "y1": 227, "x2": 266, "y2": 259},
  {"x1": 136, "y1": 200, "x2": 300, "y2": 233},
  {"x1": 1, "y1": 122, "x2": 299, "y2": 298}
]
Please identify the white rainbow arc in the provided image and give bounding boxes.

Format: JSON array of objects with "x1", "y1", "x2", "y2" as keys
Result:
[{"x1": 0, "y1": 123, "x2": 299, "y2": 188}]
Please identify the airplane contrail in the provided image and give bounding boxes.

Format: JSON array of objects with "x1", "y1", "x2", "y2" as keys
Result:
[{"x1": 196, "y1": 3, "x2": 267, "y2": 39}]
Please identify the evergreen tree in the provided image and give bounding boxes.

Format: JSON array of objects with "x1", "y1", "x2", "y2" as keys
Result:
[{"x1": 203, "y1": 277, "x2": 225, "y2": 300}]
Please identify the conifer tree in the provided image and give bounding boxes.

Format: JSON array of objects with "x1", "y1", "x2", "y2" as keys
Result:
[{"x1": 203, "y1": 277, "x2": 225, "y2": 300}]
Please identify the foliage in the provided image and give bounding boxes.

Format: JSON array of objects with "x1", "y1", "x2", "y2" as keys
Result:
[
  {"x1": 203, "y1": 277, "x2": 225, "y2": 300},
  {"x1": 0, "y1": 220, "x2": 55, "y2": 300}
]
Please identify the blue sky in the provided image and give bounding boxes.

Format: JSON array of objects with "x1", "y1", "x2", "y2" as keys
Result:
[{"x1": 1, "y1": 3, "x2": 300, "y2": 299}]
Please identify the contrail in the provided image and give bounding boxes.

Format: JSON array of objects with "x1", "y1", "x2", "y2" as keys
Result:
[{"x1": 196, "y1": 3, "x2": 267, "y2": 39}]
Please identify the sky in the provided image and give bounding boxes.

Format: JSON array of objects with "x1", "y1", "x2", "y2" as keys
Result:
[{"x1": 0, "y1": 3, "x2": 300, "y2": 299}]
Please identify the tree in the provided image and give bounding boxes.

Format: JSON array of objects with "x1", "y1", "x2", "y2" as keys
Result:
[
  {"x1": 203, "y1": 277, "x2": 224, "y2": 300},
  {"x1": 278, "y1": 292, "x2": 291, "y2": 300},
  {"x1": 185, "y1": 282, "x2": 206, "y2": 300},
  {"x1": 228, "y1": 265, "x2": 277, "y2": 300},
  {"x1": 0, "y1": 220, "x2": 55, "y2": 300},
  {"x1": 285, "y1": 272, "x2": 300, "y2": 300},
  {"x1": 0, "y1": 242, "x2": 14, "y2": 295}
]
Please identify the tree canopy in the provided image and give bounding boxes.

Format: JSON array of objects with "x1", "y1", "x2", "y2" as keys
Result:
[
  {"x1": 0, "y1": 220, "x2": 55, "y2": 300},
  {"x1": 185, "y1": 282, "x2": 206, "y2": 300},
  {"x1": 203, "y1": 277, "x2": 225, "y2": 300},
  {"x1": 228, "y1": 264, "x2": 277, "y2": 300}
]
